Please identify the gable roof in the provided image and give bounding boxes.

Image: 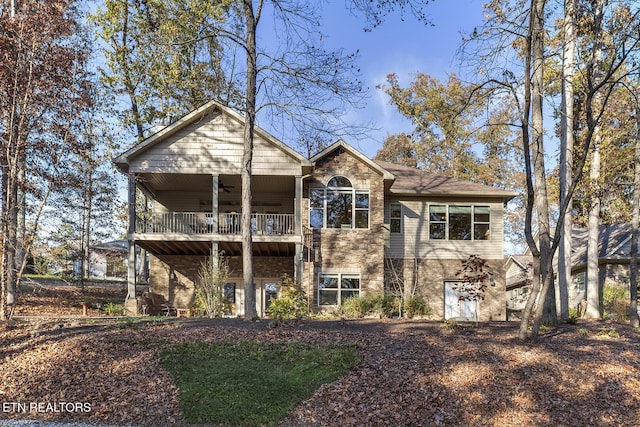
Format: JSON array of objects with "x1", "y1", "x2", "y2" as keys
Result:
[
  {"x1": 508, "y1": 223, "x2": 638, "y2": 289},
  {"x1": 310, "y1": 140, "x2": 395, "y2": 181},
  {"x1": 373, "y1": 160, "x2": 518, "y2": 199},
  {"x1": 113, "y1": 100, "x2": 311, "y2": 173},
  {"x1": 91, "y1": 239, "x2": 128, "y2": 252},
  {"x1": 571, "y1": 223, "x2": 636, "y2": 266}
]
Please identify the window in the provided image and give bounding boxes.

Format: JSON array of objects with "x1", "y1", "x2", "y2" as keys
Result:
[
  {"x1": 309, "y1": 189, "x2": 324, "y2": 228},
  {"x1": 224, "y1": 283, "x2": 236, "y2": 303},
  {"x1": 575, "y1": 272, "x2": 586, "y2": 292},
  {"x1": 309, "y1": 176, "x2": 369, "y2": 229},
  {"x1": 429, "y1": 205, "x2": 491, "y2": 240},
  {"x1": 390, "y1": 203, "x2": 402, "y2": 233},
  {"x1": 429, "y1": 205, "x2": 447, "y2": 239},
  {"x1": 318, "y1": 273, "x2": 360, "y2": 305},
  {"x1": 449, "y1": 206, "x2": 472, "y2": 240},
  {"x1": 474, "y1": 206, "x2": 491, "y2": 240}
]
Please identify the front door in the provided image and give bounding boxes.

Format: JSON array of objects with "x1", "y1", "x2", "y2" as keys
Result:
[
  {"x1": 227, "y1": 279, "x2": 280, "y2": 317},
  {"x1": 258, "y1": 280, "x2": 279, "y2": 316}
]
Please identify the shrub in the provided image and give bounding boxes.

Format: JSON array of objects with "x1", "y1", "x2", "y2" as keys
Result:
[
  {"x1": 603, "y1": 285, "x2": 629, "y2": 321},
  {"x1": 190, "y1": 296, "x2": 206, "y2": 317},
  {"x1": 266, "y1": 274, "x2": 308, "y2": 320},
  {"x1": 103, "y1": 302, "x2": 124, "y2": 316},
  {"x1": 339, "y1": 296, "x2": 371, "y2": 318},
  {"x1": 339, "y1": 294, "x2": 400, "y2": 318},
  {"x1": 403, "y1": 295, "x2": 431, "y2": 318},
  {"x1": 195, "y1": 252, "x2": 231, "y2": 318},
  {"x1": 598, "y1": 326, "x2": 620, "y2": 338},
  {"x1": 370, "y1": 295, "x2": 399, "y2": 318},
  {"x1": 567, "y1": 307, "x2": 580, "y2": 324}
]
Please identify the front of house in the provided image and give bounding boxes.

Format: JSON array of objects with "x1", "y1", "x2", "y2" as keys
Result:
[{"x1": 114, "y1": 101, "x2": 516, "y2": 321}]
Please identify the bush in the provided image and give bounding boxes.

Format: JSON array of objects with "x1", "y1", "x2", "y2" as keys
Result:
[
  {"x1": 339, "y1": 294, "x2": 400, "y2": 318},
  {"x1": 603, "y1": 285, "x2": 629, "y2": 321},
  {"x1": 339, "y1": 296, "x2": 371, "y2": 318},
  {"x1": 567, "y1": 307, "x2": 580, "y2": 324},
  {"x1": 190, "y1": 296, "x2": 206, "y2": 317},
  {"x1": 266, "y1": 274, "x2": 308, "y2": 320},
  {"x1": 369, "y1": 295, "x2": 399, "y2": 318},
  {"x1": 403, "y1": 295, "x2": 431, "y2": 318},
  {"x1": 195, "y1": 252, "x2": 231, "y2": 318},
  {"x1": 103, "y1": 302, "x2": 123, "y2": 316}
]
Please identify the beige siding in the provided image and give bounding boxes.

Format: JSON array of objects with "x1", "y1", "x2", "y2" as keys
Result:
[
  {"x1": 384, "y1": 197, "x2": 506, "y2": 260},
  {"x1": 129, "y1": 112, "x2": 302, "y2": 175}
]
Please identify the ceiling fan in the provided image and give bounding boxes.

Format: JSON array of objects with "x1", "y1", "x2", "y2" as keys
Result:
[{"x1": 219, "y1": 180, "x2": 234, "y2": 193}]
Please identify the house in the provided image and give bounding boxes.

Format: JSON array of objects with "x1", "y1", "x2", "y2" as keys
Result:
[
  {"x1": 506, "y1": 223, "x2": 639, "y2": 315},
  {"x1": 88, "y1": 239, "x2": 132, "y2": 281},
  {"x1": 114, "y1": 101, "x2": 516, "y2": 320}
]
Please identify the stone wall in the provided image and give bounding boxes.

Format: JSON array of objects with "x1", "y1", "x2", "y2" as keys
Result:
[
  {"x1": 149, "y1": 254, "x2": 294, "y2": 308},
  {"x1": 303, "y1": 147, "x2": 385, "y2": 308},
  {"x1": 389, "y1": 257, "x2": 507, "y2": 321}
]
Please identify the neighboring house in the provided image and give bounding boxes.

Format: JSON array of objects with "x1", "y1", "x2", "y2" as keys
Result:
[
  {"x1": 114, "y1": 101, "x2": 516, "y2": 320},
  {"x1": 88, "y1": 240, "x2": 129, "y2": 281},
  {"x1": 506, "y1": 223, "x2": 639, "y2": 314},
  {"x1": 70, "y1": 239, "x2": 136, "y2": 281}
]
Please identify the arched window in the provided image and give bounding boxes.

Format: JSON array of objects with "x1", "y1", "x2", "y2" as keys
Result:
[{"x1": 309, "y1": 175, "x2": 369, "y2": 229}]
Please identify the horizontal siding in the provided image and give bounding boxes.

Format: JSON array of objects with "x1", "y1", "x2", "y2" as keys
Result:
[
  {"x1": 129, "y1": 113, "x2": 302, "y2": 175},
  {"x1": 384, "y1": 197, "x2": 505, "y2": 260}
]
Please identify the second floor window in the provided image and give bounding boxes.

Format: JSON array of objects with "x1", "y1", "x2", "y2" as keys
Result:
[
  {"x1": 429, "y1": 205, "x2": 491, "y2": 240},
  {"x1": 309, "y1": 176, "x2": 369, "y2": 229},
  {"x1": 390, "y1": 203, "x2": 402, "y2": 233}
]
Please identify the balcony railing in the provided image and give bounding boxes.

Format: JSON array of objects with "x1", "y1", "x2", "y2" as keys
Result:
[{"x1": 135, "y1": 212, "x2": 296, "y2": 235}]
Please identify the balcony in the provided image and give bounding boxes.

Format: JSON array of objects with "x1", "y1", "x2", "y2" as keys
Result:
[{"x1": 135, "y1": 212, "x2": 296, "y2": 236}]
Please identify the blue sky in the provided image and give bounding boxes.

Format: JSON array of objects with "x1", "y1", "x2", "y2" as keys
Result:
[{"x1": 317, "y1": 0, "x2": 487, "y2": 158}]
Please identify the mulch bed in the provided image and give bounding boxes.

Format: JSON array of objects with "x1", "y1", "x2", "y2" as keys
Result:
[{"x1": 0, "y1": 285, "x2": 639, "y2": 426}]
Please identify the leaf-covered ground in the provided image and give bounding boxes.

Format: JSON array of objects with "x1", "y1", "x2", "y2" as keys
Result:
[{"x1": 1, "y1": 285, "x2": 639, "y2": 426}]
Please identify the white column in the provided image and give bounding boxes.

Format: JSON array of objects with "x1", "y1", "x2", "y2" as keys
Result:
[
  {"x1": 211, "y1": 174, "x2": 219, "y2": 233},
  {"x1": 295, "y1": 175, "x2": 302, "y2": 235},
  {"x1": 125, "y1": 173, "x2": 138, "y2": 314},
  {"x1": 294, "y1": 175, "x2": 303, "y2": 283}
]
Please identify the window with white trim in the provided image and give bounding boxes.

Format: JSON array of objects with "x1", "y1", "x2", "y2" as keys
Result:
[
  {"x1": 309, "y1": 176, "x2": 369, "y2": 229},
  {"x1": 389, "y1": 203, "x2": 402, "y2": 233},
  {"x1": 318, "y1": 273, "x2": 361, "y2": 305},
  {"x1": 429, "y1": 205, "x2": 491, "y2": 240}
]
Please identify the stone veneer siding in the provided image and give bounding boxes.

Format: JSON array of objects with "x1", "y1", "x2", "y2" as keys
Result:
[
  {"x1": 303, "y1": 147, "x2": 385, "y2": 309},
  {"x1": 391, "y1": 258, "x2": 507, "y2": 321},
  {"x1": 149, "y1": 254, "x2": 294, "y2": 308}
]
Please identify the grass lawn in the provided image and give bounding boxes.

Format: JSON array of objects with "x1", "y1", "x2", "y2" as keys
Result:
[{"x1": 160, "y1": 339, "x2": 360, "y2": 426}]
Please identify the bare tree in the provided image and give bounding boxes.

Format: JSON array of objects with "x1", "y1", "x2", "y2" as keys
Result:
[
  {"x1": 630, "y1": 78, "x2": 640, "y2": 328},
  {"x1": 214, "y1": 0, "x2": 367, "y2": 319},
  {"x1": 0, "y1": 0, "x2": 93, "y2": 319},
  {"x1": 240, "y1": 0, "x2": 259, "y2": 319},
  {"x1": 584, "y1": 0, "x2": 606, "y2": 320},
  {"x1": 557, "y1": 0, "x2": 577, "y2": 322}
]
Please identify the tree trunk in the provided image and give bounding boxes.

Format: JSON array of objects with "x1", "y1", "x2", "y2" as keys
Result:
[
  {"x1": 530, "y1": 0, "x2": 556, "y2": 327},
  {"x1": 2, "y1": 153, "x2": 19, "y2": 318},
  {"x1": 82, "y1": 179, "x2": 93, "y2": 287},
  {"x1": 558, "y1": 0, "x2": 576, "y2": 321},
  {"x1": 585, "y1": 138, "x2": 601, "y2": 319},
  {"x1": 518, "y1": 0, "x2": 541, "y2": 340},
  {"x1": 585, "y1": 0, "x2": 605, "y2": 320},
  {"x1": 630, "y1": 92, "x2": 640, "y2": 328},
  {"x1": 241, "y1": 0, "x2": 259, "y2": 320}
]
